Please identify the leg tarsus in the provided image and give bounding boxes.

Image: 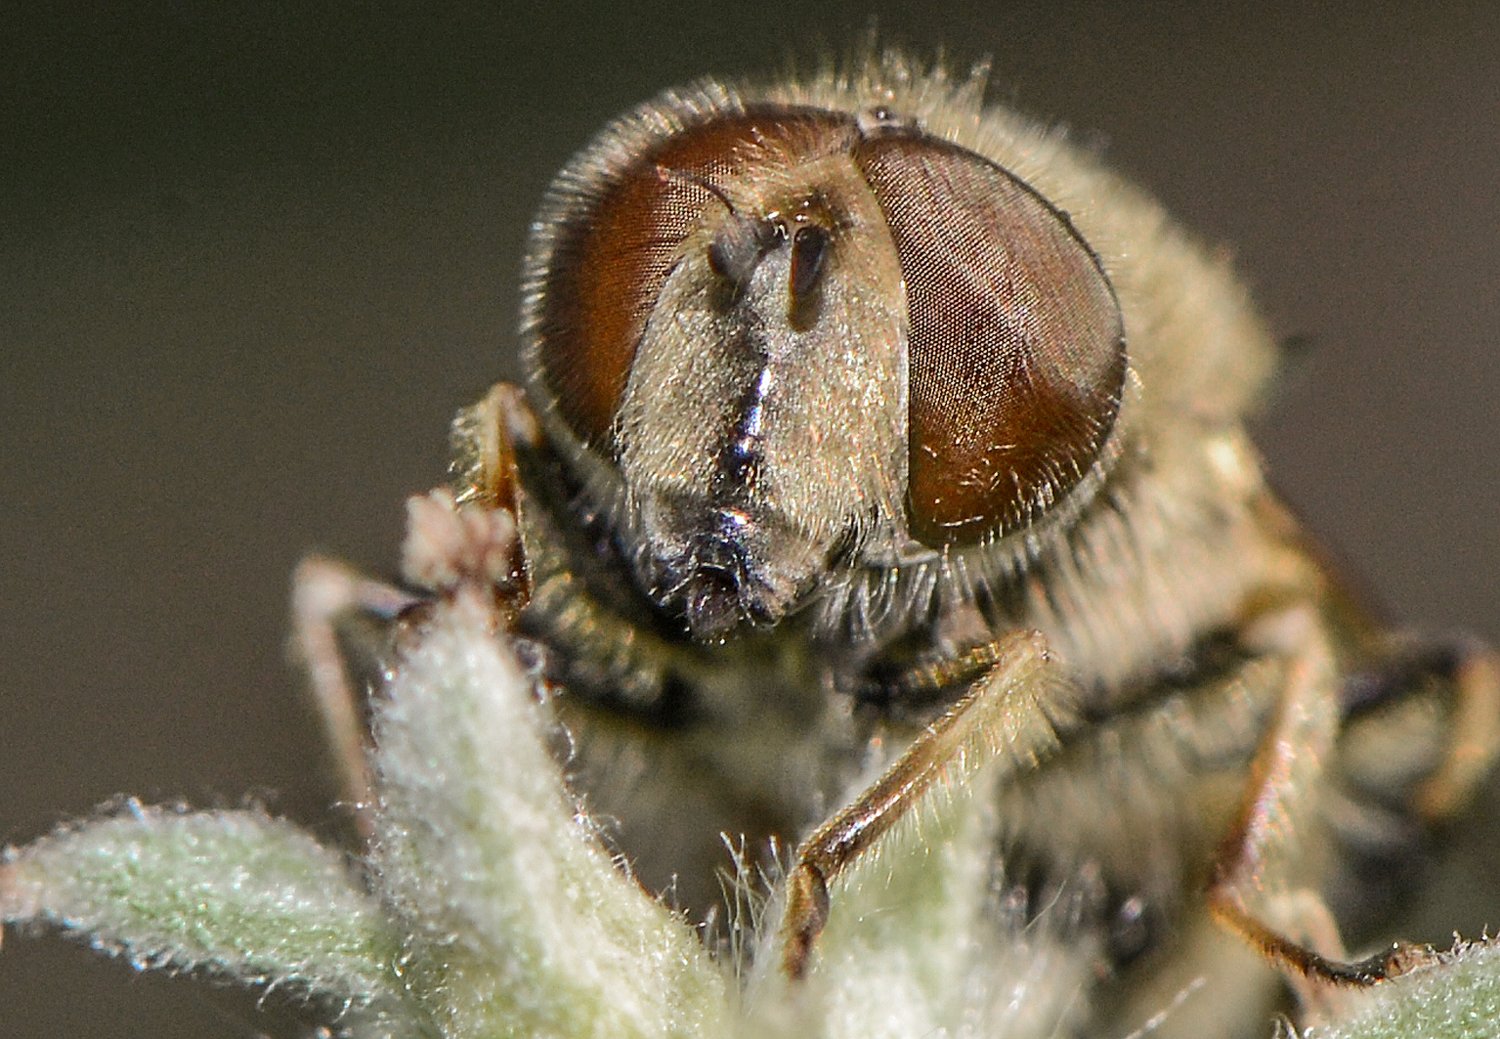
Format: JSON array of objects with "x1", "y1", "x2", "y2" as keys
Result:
[
  {"x1": 780, "y1": 864, "x2": 830, "y2": 981},
  {"x1": 1210, "y1": 886, "x2": 1436, "y2": 988}
]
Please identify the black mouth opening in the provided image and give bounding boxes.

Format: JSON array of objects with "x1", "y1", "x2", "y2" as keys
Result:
[
  {"x1": 680, "y1": 565, "x2": 756, "y2": 641},
  {"x1": 651, "y1": 527, "x2": 779, "y2": 643}
]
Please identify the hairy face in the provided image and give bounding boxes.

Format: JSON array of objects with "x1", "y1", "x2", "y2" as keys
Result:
[{"x1": 524, "y1": 101, "x2": 1124, "y2": 640}]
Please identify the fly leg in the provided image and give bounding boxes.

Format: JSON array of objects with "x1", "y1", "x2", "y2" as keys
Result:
[
  {"x1": 1339, "y1": 634, "x2": 1500, "y2": 822},
  {"x1": 290, "y1": 381, "x2": 534, "y2": 839},
  {"x1": 291, "y1": 556, "x2": 422, "y2": 837},
  {"x1": 1206, "y1": 603, "x2": 1407, "y2": 986},
  {"x1": 779, "y1": 629, "x2": 1080, "y2": 979},
  {"x1": 1204, "y1": 611, "x2": 1500, "y2": 992}
]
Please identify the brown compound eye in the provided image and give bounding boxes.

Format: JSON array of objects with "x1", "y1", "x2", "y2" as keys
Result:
[
  {"x1": 526, "y1": 107, "x2": 856, "y2": 450},
  {"x1": 853, "y1": 134, "x2": 1126, "y2": 548}
]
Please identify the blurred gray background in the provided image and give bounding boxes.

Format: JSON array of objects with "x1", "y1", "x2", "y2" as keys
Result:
[{"x1": 2, "y1": 3, "x2": 1497, "y2": 1036}]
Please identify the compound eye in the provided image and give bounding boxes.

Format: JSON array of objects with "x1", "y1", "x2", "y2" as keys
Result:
[
  {"x1": 526, "y1": 107, "x2": 856, "y2": 451},
  {"x1": 853, "y1": 135, "x2": 1127, "y2": 547}
]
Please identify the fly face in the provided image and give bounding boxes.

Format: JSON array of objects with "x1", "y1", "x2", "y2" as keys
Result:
[{"x1": 521, "y1": 98, "x2": 1125, "y2": 642}]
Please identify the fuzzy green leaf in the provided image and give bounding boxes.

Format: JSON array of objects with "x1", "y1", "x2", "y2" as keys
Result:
[
  {"x1": 1307, "y1": 941, "x2": 1500, "y2": 1039},
  {"x1": 1, "y1": 803, "x2": 400, "y2": 1014},
  {"x1": 367, "y1": 590, "x2": 729, "y2": 1039}
]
